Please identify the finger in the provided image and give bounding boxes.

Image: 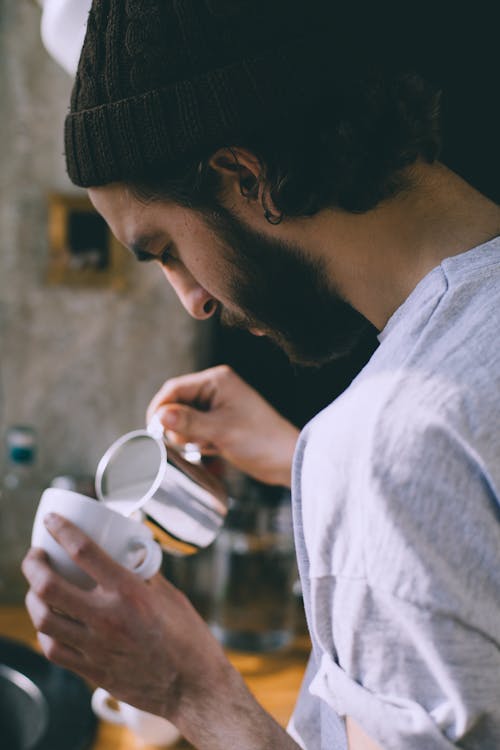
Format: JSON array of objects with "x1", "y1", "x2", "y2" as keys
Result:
[
  {"x1": 42, "y1": 514, "x2": 127, "y2": 590},
  {"x1": 146, "y1": 367, "x2": 224, "y2": 423},
  {"x1": 37, "y1": 632, "x2": 86, "y2": 672},
  {"x1": 147, "y1": 374, "x2": 206, "y2": 423},
  {"x1": 22, "y1": 548, "x2": 92, "y2": 621},
  {"x1": 156, "y1": 404, "x2": 218, "y2": 445},
  {"x1": 26, "y1": 589, "x2": 88, "y2": 652}
]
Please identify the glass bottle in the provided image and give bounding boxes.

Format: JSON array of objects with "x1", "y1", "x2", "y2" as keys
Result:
[
  {"x1": 0, "y1": 426, "x2": 39, "y2": 602},
  {"x1": 208, "y1": 479, "x2": 297, "y2": 652}
]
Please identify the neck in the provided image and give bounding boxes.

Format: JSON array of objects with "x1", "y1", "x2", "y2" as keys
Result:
[{"x1": 295, "y1": 162, "x2": 500, "y2": 330}]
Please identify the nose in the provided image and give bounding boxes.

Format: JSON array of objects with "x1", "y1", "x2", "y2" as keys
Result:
[{"x1": 161, "y1": 265, "x2": 217, "y2": 320}]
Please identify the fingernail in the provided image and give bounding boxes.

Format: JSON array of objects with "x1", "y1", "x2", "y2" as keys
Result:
[
  {"x1": 162, "y1": 410, "x2": 178, "y2": 428},
  {"x1": 44, "y1": 513, "x2": 57, "y2": 528}
]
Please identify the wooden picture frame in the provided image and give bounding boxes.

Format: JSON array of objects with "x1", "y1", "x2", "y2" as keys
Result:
[{"x1": 46, "y1": 193, "x2": 128, "y2": 289}]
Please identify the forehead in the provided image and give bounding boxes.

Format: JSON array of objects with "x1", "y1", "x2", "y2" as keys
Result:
[
  {"x1": 88, "y1": 183, "x2": 189, "y2": 247},
  {"x1": 88, "y1": 183, "x2": 155, "y2": 244}
]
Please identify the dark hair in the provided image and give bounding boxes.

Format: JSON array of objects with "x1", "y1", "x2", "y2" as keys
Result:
[{"x1": 131, "y1": 70, "x2": 442, "y2": 221}]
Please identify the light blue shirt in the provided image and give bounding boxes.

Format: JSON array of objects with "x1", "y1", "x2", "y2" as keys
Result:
[{"x1": 289, "y1": 236, "x2": 500, "y2": 749}]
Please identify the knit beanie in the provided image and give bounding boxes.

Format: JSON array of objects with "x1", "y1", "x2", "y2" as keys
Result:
[{"x1": 64, "y1": 0, "x2": 352, "y2": 188}]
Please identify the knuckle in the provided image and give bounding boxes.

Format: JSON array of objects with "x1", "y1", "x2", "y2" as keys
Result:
[
  {"x1": 24, "y1": 591, "x2": 36, "y2": 620},
  {"x1": 21, "y1": 549, "x2": 41, "y2": 577},
  {"x1": 20, "y1": 557, "x2": 31, "y2": 579},
  {"x1": 71, "y1": 536, "x2": 93, "y2": 561},
  {"x1": 34, "y1": 604, "x2": 52, "y2": 632},
  {"x1": 160, "y1": 376, "x2": 181, "y2": 398},
  {"x1": 44, "y1": 639, "x2": 60, "y2": 661},
  {"x1": 33, "y1": 572, "x2": 57, "y2": 601},
  {"x1": 216, "y1": 364, "x2": 233, "y2": 380}
]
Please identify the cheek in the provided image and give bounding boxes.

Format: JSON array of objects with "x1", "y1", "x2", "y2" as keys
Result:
[
  {"x1": 177, "y1": 251, "x2": 234, "y2": 304},
  {"x1": 175, "y1": 221, "x2": 232, "y2": 284}
]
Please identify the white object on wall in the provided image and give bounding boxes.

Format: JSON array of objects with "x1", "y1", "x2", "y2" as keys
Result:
[{"x1": 38, "y1": 0, "x2": 92, "y2": 76}]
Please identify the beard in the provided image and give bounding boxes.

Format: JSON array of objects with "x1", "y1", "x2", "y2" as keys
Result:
[{"x1": 202, "y1": 204, "x2": 370, "y2": 367}]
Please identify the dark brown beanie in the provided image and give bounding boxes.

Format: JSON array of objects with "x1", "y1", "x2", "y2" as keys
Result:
[{"x1": 64, "y1": 0, "x2": 354, "y2": 187}]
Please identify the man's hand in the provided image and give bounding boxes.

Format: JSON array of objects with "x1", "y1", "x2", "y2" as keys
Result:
[
  {"x1": 22, "y1": 514, "x2": 302, "y2": 749},
  {"x1": 22, "y1": 513, "x2": 227, "y2": 719},
  {"x1": 147, "y1": 365, "x2": 299, "y2": 487}
]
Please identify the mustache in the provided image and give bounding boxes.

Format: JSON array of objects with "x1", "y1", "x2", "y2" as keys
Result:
[{"x1": 217, "y1": 304, "x2": 258, "y2": 332}]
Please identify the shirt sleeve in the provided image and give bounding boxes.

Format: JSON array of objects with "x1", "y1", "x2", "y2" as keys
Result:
[
  {"x1": 306, "y1": 576, "x2": 500, "y2": 750},
  {"x1": 303, "y1": 409, "x2": 500, "y2": 749}
]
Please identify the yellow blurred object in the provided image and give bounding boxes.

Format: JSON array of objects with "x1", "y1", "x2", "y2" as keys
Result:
[{"x1": 0, "y1": 606, "x2": 310, "y2": 749}]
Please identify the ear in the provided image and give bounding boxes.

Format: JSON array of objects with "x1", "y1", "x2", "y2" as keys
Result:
[{"x1": 208, "y1": 147, "x2": 262, "y2": 202}]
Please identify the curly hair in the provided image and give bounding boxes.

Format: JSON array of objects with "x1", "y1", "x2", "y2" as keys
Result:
[{"x1": 131, "y1": 69, "x2": 442, "y2": 221}]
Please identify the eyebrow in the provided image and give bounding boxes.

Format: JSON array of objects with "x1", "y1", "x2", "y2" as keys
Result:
[{"x1": 129, "y1": 233, "x2": 164, "y2": 262}]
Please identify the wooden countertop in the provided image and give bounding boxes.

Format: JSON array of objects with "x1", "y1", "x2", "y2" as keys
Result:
[{"x1": 0, "y1": 606, "x2": 310, "y2": 749}]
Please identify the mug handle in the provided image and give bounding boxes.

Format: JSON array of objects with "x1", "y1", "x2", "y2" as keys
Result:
[
  {"x1": 128, "y1": 537, "x2": 162, "y2": 580},
  {"x1": 91, "y1": 687, "x2": 125, "y2": 725}
]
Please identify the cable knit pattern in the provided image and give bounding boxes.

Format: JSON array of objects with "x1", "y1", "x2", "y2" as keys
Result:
[{"x1": 64, "y1": 0, "x2": 334, "y2": 187}]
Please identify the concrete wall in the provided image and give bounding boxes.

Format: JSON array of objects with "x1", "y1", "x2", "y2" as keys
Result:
[{"x1": 0, "y1": 1, "x2": 212, "y2": 600}]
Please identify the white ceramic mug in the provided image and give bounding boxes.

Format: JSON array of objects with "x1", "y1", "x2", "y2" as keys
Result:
[
  {"x1": 91, "y1": 687, "x2": 181, "y2": 747},
  {"x1": 32, "y1": 488, "x2": 162, "y2": 589}
]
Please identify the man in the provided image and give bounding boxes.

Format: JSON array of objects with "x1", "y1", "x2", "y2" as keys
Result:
[{"x1": 22, "y1": 2, "x2": 500, "y2": 748}]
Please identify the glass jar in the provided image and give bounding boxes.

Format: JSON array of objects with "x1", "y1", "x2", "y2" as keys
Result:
[{"x1": 208, "y1": 480, "x2": 297, "y2": 652}]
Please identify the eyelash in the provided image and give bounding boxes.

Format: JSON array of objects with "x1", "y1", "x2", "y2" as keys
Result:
[
  {"x1": 159, "y1": 244, "x2": 174, "y2": 266},
  {"x1": 135, "y1": 250, "x2": 155, "y2": 263}
]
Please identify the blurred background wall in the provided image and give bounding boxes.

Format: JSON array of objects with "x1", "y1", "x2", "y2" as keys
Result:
[
  {"x1": 0, "y1": 0, "x2": 213, "y2": 468},
  {"x1": 0, "y1": 0, "x2": 213, "y2": 600}
]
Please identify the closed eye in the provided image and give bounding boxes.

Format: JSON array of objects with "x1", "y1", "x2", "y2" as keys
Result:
[
  {"x1": 135, "y1": 249, "x2": 156, "y2": 263},
  {"x1": 159, "y1": 243, "x2": 174, "y2": 266},
  {"x1": 132, "y1": 244, "x2": 174, "y2": 265}
]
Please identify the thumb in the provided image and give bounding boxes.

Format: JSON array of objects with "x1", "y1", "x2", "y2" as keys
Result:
[{"x1": 156, "y1": 404, "x2": 217, "y2": 445}]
